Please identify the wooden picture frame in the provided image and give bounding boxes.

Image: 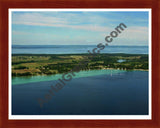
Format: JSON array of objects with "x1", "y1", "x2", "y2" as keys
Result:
[{"x1": 0, "y1": 0, "x2": 160, "y2": 127}]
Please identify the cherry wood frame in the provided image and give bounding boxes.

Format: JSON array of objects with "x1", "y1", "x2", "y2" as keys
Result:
[{"x1": 0, "y1": 0, "x2": 160, "y2": 128}]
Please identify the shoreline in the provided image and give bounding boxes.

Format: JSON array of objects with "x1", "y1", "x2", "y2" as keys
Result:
[
  {"x1": 12, "y1": 68, "x2": 148, "y2": 78},
  {"x1": 12, "y1": 53, "x2": 149, "y2": 56},
  {"x1": 12, "y1": 68, "x2": 148, "y2": 85}
]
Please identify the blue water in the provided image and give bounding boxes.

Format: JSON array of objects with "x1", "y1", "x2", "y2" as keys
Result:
[
  {"x1": 117, "y1": 59, "x2": 126, "y2": 63},
  {"x1": 12, "y1": 71, "x2": 148, "y2": 115},
  {"x1": 12, "y1": 45, "x2": 148, "y2": 54},
  {"x1": 12, "y1": 69, "x2": 125, "y2": 85}
]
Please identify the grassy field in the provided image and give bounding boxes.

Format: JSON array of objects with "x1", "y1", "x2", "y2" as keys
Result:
[{"x1": 12, "y1": 53, "x2": 148, "y2": 77}]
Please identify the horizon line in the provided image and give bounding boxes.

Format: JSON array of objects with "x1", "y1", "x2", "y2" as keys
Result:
[{"x1": 12, "y1": 44, "x2": 149, "y2": 46}]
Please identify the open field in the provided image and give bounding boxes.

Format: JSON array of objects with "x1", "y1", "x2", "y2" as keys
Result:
[{"x1": 12, "y1": 53, "x2": 148, "y2": 77}]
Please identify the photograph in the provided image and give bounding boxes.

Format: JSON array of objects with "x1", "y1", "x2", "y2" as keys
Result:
[{"x1": 9, "y1": 9, "x2": 151, "y2": 119}]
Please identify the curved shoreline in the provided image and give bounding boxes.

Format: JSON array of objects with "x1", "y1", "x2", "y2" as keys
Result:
[
  {"x1": 12, "y1": 68, "x2": 148, "y2": 78},
  {"x1": 12, "y1": 69, "x2": 148, "y2": 85}
]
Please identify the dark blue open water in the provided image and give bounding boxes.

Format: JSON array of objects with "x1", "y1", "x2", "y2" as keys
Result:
[
  {"x1": 12, "y1": 45, "x2": 148, "y2": 54},
  {"x1": 12, "y1": 71, "x2": 148, "y2": 115}
]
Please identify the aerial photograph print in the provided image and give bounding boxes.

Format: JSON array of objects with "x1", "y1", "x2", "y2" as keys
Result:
[{"x1": 10, "y1": 9, "x2": 151, "y2": 119}]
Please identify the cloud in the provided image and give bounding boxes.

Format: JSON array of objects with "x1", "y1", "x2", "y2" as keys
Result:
[
  {"x1": 12, "y1": 12, "x2": 114, "y2": 32},
  {"x1": 12, "y1": 11, "x2": 149, "y2": 45},
  {"x1": 12, "y1": 30, "x2": 29, "y2": 35}
]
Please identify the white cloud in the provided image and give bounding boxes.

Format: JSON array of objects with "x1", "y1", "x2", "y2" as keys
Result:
[
  {"x1": 12, "y1": 12, "x2": 113, "y2": 32},
  {"x1": 12, "y1": 12, "x2": 149, "y2": 45}
]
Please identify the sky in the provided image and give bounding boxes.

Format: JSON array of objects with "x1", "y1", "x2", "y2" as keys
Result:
[{"x1": 12, "y1": 10, "x2": 149, "y2": 46}]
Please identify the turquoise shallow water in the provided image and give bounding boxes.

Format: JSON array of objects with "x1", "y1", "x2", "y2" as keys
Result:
[{"x1": 12, "y1": 69, "x2": 126, "y2": 85}]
